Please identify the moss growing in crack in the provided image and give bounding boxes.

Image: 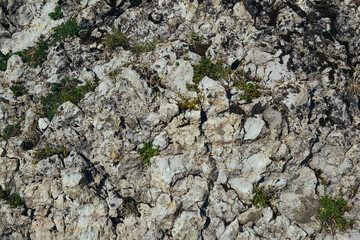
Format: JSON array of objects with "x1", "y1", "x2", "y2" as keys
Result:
[
  {"x1": 0, "y1": 187, "x2": 24, "y2": 208},
  {"x1": 39, "y1": 76, "x2": 97, "y2": 120},
  {"x1": 139, "y1": 142, "x2": 158, "y2": 164},
  {"x1": 186, "y1": 83, "x2": 200, "y2": 93},
  {"x1": 316, "y1": 188, "x2": 355, "y2": 235}
]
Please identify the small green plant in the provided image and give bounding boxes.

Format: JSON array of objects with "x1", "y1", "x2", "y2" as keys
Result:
[
  {"x1": 1, "y1": 120, "x2": 22, "y2": 141},
  {"x1": 186, "y1": 83, "x2": 200, "y2": 93},
  {"x1": 10, "y1": 84, "x2": 28, "y2": 97},
  {"x1": 175, "y1": 62, "x2": 180, "y2": 67},
  {"x1": 39, "y1": 76, "x2": 97, "y2": 120},
  {"x1": 231, "y1": 66, "x2": 261, "y2": 102},
  {"x1": 102, "y1": 28, "x2": 129, "y2": 50},
  {"x1": 233, "y1": 79, "x2": 260, "y2": 102},
  {"x1": 14, "y1": 19, "x2": 83, "y2": 68},
  {"x1": 50, "y1": 18, "x2": 83, "y2": 45},
  {"x1": 192, "y1": 57, "x2": 229, "y2": 84},
  {"x1": 250, "y1": 185, "x2": 277, "y2": 208},
  {"x1": 0, "y1": 51, "x2": 10, "y2": 71},
  {"x1": 188, "y1": 32, "x2": 211, "y2": 57},
  {"x1": 139, "y1": 142, "x2": 158, "y2": 164},
  {"x1": 130, "y1": 40, "x2": 162, "y2": 54},
  {"x1": 316, "y1": 189, "x2": 355, "y2": 235},
  {"x1": 179, "y1": 98, "x2": 201, "y2": 111},
  {"x1": 0, "y1": 187, "x2": 24, "y2": 208},
  {"x1": 48, "y1": 6, "x2": 63, "y2": 20},
  {"x1": 16, "y1": 36, "x2": 49, "y2": 68},
  {"x1": 33, "y1": 141, "x2": 69, "y2": 164}
]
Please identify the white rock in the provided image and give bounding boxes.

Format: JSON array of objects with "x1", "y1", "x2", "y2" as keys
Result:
[
  {"x1": 233, "y1": 2, "x2": 252, "y2": 19},
  {"x1": 153, "y1": 131, "x2": 169, "y2": 150},
  {"x1": 4, "y1": 55, "x2": 24, "y2": 83},
  {"x1": 61, "y1": 168, "x2": 87, "y2": 188},
  {"x1": 158, "y1": 103, "x2": 179, "y2": 122},
  {"x1": 219, "y1": 218, "x2": 240, "y2": 240},
  {"x1": 199, "y1": 77, "x2": 229, "y2": 116},
  {"x1": 282, "y1": 85, "x2": 309, "y2": 110},
  {"x1": 237, "y1": 206, "x2": 262, "y2": 224},
  {"x1": 228, "y1": 177, "x2": 253, "y2": 202},
  {"x1": 263, "y1": 108, "x2": 282, "y2": 130},
  {"x1": 242, "y1": 153, "x2": 272, "y2": 183},
  {"x1": 244, "y1": 115, "x2": 265, "y2": 140},
  {"x1": 106, "y1": 192, "x2": 123, "y2": 213},
  {"x1": 38, "y1": 118, "x2": 50, "y2": 131},
  {"x1": 1, "y1": 0, "x2": 64, "y2": 54},
  {"x1": 165, "y1": 59, "x2": 194, "y2": 96},
  {"x1": 171, "y1": 211, "x2": 204, "y2": 240}
]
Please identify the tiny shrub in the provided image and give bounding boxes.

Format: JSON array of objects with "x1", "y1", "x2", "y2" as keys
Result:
[
  {"x1": 33, "y1": 142, "x2": 69, "y2": 164},
  {"x1": 0, "y1": 52, "x2": 10, "y2": 71},
  {"x1": 10, "y1": 84, "x2": 28, "y2": 97},
  {"x1": 250, "y1": 185, "x2": 277, "y2": 208},
  {"x1": 1, "y1": 121, "x2": 22, "y2": 141},
  {"x1": 48, "y1": 6, "x2": 63, "y2": 20},
  {"x1": 122, "y1": 198, "x2": 138, "y2": 214},
  {"x1": 39, "y1": 76, "x2": 97, "y2": 120},
  {"x1": 232, "y1": 68, "x2": 261, "y2": 102},
  {"x1": 316, "y1": 189, "x2": 355, "y2": 235},
  {"x1": 192, "y1": 57, "x2": 229, "y2": 84},
  {"x1": 50, "y1": 18, "x2": 83, "y2": 45},
  {"x1": 4, "y1": 19, "x2": 84, "y2": 68},
  {"x1": 16, "y1": 36, "x2": 49, "y2": 68},
  {"x1": 139, "y1": 142, "x2": 158, "y2": 164},
  {"x1": 179, "y1": 98, "x2": 201, "y2": 111},
  {"x1": 186, "y1": 83, "x2": 199, "y2": 93},
  {"x1": 130, "y1": 40, "x2": 162, "y2": 54},
  {"x1": 102, "y1": 28, "x2": 129, "y2": 50},
  {"x1": 233, "y1": 79, "x2": 260, "y2": 102},
  {"x1": 0, "y1": 187, "x2": 24, "y2": 208}
]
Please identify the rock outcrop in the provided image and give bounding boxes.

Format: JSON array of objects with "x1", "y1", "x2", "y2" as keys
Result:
[{"x1": 1, "y1": 0, "x2": 360, "y2": 239}]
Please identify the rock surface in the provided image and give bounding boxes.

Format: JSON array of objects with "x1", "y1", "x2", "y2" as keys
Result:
[{"x1": 1, "y1": 0, "x2": 360, "y2": 239}]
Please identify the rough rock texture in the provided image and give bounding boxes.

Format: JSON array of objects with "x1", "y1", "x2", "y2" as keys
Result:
[{"x1": 1, "y1": 0, "x2": 360, "y2": 239}]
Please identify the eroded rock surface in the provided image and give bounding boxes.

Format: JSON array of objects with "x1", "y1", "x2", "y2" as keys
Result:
[{"x1": 1, "y1": 0, "x2": 360, "y2": 239}]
